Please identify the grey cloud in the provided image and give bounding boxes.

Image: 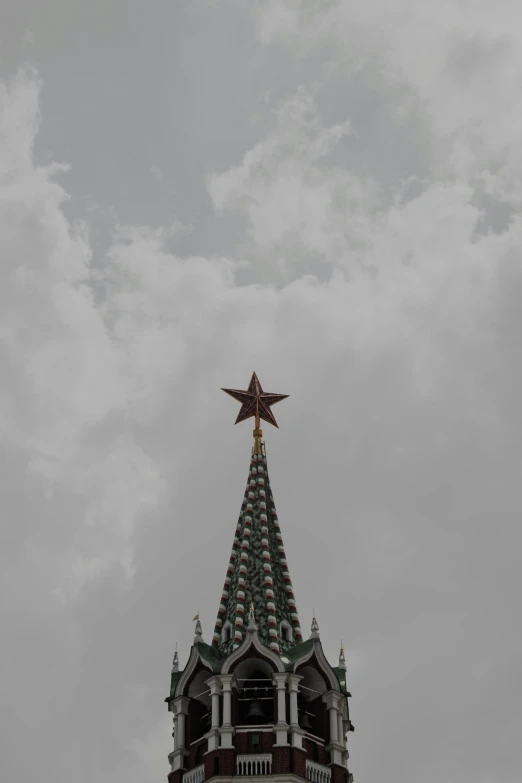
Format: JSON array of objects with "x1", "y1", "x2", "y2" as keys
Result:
[{"x1": 1, "y1": 3, "x2": 521, "y2": 783}]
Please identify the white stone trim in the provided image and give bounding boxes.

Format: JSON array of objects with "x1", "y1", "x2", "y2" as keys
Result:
[
  {"x1": 306, "y1": 760, "x2": 332, "y2": 783},
  {"x1": 236, "y1": 726, "x2": 273, "y2": 733},
  {"x1": 221, "y1": 628, "x2": 285, "y2": 674},
  {"x1": 175, "y1": 647, "x2": 212, "y2": 698},
  {"x1": 236, "y1": 753, "x2": 272, "y2": 776},
  {"x1": 183, "y1": 763, "x2": 205, "y2": 783},
  {"x1": 221, "y1": 620, "x2": 233, "y2": 644},
  {"x1": 291, "y1": 639, "x2": 339, "y2": 691}
]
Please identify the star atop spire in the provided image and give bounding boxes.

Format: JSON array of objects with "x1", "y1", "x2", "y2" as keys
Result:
[
  {"x1": 222, "y1": 372, "x2": 289, "y2": 455},
  {"x1": 222, "y1": 372, "x2": 289, "y2": 429}
]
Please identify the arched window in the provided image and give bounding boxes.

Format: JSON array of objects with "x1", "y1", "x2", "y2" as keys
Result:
[
  {"x1": 187, "y1": 669, "x2": 212, "y2": 743},
  {"x1": 296, "y1": 665, "x2": 328, "y2": 739},
  {"x1": 280, "y1": 620, "x2": 293, "y2": 644},
  {"x1": 222, "y1": 621, "x2": 233, "y2": 644},
  {"x1": 233, "y1": 657, "x2": 275, "y2": 726}
]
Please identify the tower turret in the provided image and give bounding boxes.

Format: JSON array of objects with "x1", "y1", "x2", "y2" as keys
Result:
[{"x1": 165, "y1": 373, "x2": 354, "y2": 783}]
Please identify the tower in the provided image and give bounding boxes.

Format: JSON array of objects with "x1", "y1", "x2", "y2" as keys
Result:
[{"x1": 166, "y1": 373, "x2": 355, "y2": 783}]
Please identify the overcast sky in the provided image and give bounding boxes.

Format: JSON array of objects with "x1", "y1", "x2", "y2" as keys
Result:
[{"x1": 1, "y1": 2, "x2": 521, "y2": 782}]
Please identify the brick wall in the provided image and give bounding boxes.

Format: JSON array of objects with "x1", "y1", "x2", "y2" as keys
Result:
[
  {"x1": 331, "y1": 762, "x2": 348, "y2": 783},
  {"x1": 291, "y1": 747, "x2": 307, "y2": 778},
  {"x1": 303, "y1": 737, "x2": 328, "y2": 766},
  {"x1": 234, "y1": 731, "x2": 274, "y2": 754},
  {"x1": 272, "y1": 744, "x2": 291, "y2": 774},
  {"x1": 203, "y1": 747, "x2": 236, "y2": 779}
]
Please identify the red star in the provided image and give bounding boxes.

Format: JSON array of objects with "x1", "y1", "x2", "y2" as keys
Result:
[{"x1": 222, "y1": 372, "x2": 289, "y2": 428}]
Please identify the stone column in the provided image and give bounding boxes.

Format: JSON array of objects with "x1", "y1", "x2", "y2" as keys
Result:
[
  {"x1": 173, "y1": 709, "x2": 179, "y2": 749},
  {"x1": 322, "y1": 691, "x2": 344, "y2": 766},
  {"x1": 171, "y1": 696, "x2": 190, "y2": 771},
  {"x1": 337, "y1": 711, "x2": 344, "y2": 747},
  {"x1": 177, "y1": 712, "x2": 186, "y2": 748},
  {"x1": 219, "y1": 674, "x2": 235, "y2": 748},
  {"x1": 205, "y1": 676, "x2": 222, "y2": 751},
  {"x1": 272, "y1": 673, "x2": 289, "y2": 746},
  {"x1": 287, "y1": 674, "x2": 305, "y2": 749}
]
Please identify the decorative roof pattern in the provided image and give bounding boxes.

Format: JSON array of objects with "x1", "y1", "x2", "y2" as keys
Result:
[{"x1": 211, "y1": 446, "x2": 303, "y2": 655}]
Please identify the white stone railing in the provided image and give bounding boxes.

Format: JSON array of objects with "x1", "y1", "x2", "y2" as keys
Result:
[
  {"x1": 183, "y1": 763, "x2": 205, "y2": 783},
  {"x1": 306, "y1": 760, "x2": 332, "y2": 783},
  {"x1": 237, "y1": 754, "x2": 272, "y2": 776}
]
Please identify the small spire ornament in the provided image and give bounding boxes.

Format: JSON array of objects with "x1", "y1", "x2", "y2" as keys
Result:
[
  {"x1": 193, "y1": 612, "x2": 203, "y2": 643},
  {"x1": 247, "y1": 601, "x2": 257, "y2": 631},
  {"x1": 310, "y1": 612, "x2": 320, "y2": 639},
  {"x1": 171, "y1": 644, "x2": 179, "y2": 673},
  {"x1": 222, "y1": 372, "x2": 289, "y2": 455},
  {"x1": 339, "y1": 640, "x2": 346, "y2": 670}
]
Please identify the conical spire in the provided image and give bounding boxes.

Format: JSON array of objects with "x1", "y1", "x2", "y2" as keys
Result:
[
  {"x1": 171, "y1": 644, "x2": 179, "y2": 673},
  {"x1": 310, "y1": 613, "x2": 320, "y2": 639},
  {"x1": 213, "y1": 374, "x2": 302, "y2": 655},
  {"x1": 211, "y1": 446, "x2": 303, "y2": 654}
]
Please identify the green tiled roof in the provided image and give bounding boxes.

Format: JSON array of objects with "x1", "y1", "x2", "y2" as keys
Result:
[
  {"x1": 198, "y1": 642, "x2": 227, "y2": 672},
  {"x1": 333, "y1": 666, "x2": 349, "y2": 695},
  {"x1": 280, "y1": 638, "x2": 314, "y2": 667},
  {"x1": 211, "y1": 446, "x2": 303, "y2": 655},
  {"x1": 167, "y1": 670, "x2": 183, "y2": 701}
]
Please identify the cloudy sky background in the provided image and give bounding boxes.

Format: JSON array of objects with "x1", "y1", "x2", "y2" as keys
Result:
[{"x1": 1, "y1": 1, "x2": 521, "y2": 781}]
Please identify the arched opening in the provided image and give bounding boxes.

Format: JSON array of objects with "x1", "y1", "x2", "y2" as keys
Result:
[
  {"x1": 233, "y1": 657, "x2": 275, "y2": 726},
  {"x1": 187, "y1": 669, "x2": 212, "y2": 744},
  {"x1": 296, "y1": 665, "x2": 328, "y2": 739},
  {"x1": 222, "y1": 621, "x2": 233, "y2": 644},
  {"x1": 280, "y1": 620, "x2": 293, "y2": 644}
]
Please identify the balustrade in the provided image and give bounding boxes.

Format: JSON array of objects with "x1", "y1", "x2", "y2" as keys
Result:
[
  {"x1": 183, "y1": 763, "x2": 205, "y2": 783},
  {"x1": 306, "y1": 759, "x2": 332, "y2": 783},
  {"x1": 236, "y1": 753, "x2": 273, "y2": 776}
]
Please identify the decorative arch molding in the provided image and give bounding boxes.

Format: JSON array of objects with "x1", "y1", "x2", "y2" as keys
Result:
[
  {"x1": 292, "y1": 640, "x2": 339, "y2": 691},
  {"x1": 221, "y1": 629, "x2": 285, "y2": 674},
  {"x1": 175, "y1": 646, "x2": 213, "y2": 698},
  {"x1": 221, "y1": 620, "x2": 233, "y2": 645},
  {"x1": 280, "y1": 619, "x2": 293, "y2": 644}
]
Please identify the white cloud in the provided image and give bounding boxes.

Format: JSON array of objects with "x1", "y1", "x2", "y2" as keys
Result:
[
  {"x1": 253, "y1": 0, "x2": 522, "y2": 207},
  {"x1": 0, "y1": 71, "x2": 164, "y2": 600}
]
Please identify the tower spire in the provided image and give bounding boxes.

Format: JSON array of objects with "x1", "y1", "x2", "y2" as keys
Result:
[
  {"x1": 213, "y1": 373, "x2": 301, "y2": 653},
  {"x1": 165, "y1": 374, "x2": 355, "y2": 783}
]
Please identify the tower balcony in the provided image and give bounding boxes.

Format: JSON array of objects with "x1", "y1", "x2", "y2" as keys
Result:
[
  {"x1": 181, "y1": 756, "x2": 339, "y2": 783},
  {"x1": 305, "y1": 760, "x2": 331, "y2": 783},
  {"x1": 236, "y1": 753, "x2": 273, "y2": 776},
  {"x1": 183, "y1": 763, "x2": 205, "y2": 783}
]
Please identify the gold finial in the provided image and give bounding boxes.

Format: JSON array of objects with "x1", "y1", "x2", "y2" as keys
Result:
[{"x1": 253, "y1": 411, "x2": 263, "y2": 455}]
